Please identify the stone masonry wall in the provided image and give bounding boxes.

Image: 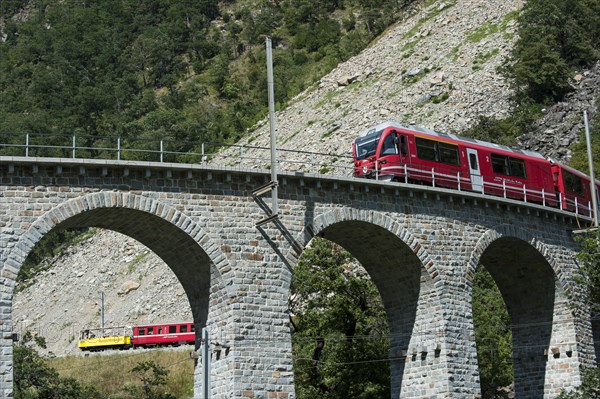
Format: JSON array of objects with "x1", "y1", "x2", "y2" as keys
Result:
[{"x1": 0, "y1": 158, "x2": 595, "y2": 398}]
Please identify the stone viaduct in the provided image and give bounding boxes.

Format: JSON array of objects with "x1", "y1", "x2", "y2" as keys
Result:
[{"x1": 0, "y1": 156, "x2": 597, "y2": 398}]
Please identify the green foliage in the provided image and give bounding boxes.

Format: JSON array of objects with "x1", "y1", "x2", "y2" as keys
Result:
[
  {"x1": 123, "y1": 361, "x2": 176, "y2": 399},
  {"x1": 573, "y1": 230, "x2": 600, "y2": 311},
  {"x1": 290, "y1": 238, "x2": 390, "y2": 399},
  {"x1": 504, "y1": 0, "x2": 600, "y2": 104},
  {"x1": 472, "y1": 267, "x2": 513, "y2": 398},
  {"x1": 14, "y1": 332, "x2": 103, "y2": 399},
  {"x1": 462, "y1": 103, "x2": 542, "y2": 147},
  {"x1": 557, "y1": 367, "x2": 600, "y2": 398},
  {"x1": 0, "y1": 0, "x2": 414, "y2": 152}
]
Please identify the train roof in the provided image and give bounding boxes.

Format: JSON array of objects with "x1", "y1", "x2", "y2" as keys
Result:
[{"x1": 359, "y1": 121, "x2": 547, "y2": 160}]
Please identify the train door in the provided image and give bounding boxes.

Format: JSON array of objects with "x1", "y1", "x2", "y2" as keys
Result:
[{"x1": 466, "y1": 148, "x2": 483, "y2": 193}]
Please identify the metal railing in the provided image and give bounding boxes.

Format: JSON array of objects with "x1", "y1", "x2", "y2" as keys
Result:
[
  {"x1": 357, "y1": 161, "x2": 594, "y2": 219},
  {"x1": 0, "y1": 132, "x2": 354, "y2": 176}
]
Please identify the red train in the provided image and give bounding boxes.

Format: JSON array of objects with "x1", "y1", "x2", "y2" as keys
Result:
[
  {"x1": 78, "y1": 321, "x2": 196, "y2": 351},
  {"x1": 352, "y1": 121, "x2": 599, "y2": 216}
]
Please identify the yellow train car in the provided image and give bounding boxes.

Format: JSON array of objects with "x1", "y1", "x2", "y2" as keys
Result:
[{"x1": 78, "y1": 327, "x2": 132, "y2": 351}]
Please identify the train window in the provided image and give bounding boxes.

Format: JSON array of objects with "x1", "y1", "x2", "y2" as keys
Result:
[
  {"x1": 355, "y1": 132, "x2": 382, "y2": 160},
  {"x1": 509, "y1": 157, "x2": 526, "y2": 178},
  {"x1": 181, "y1": 325, "x2": 188, "y2": 333},
  {"x1": 157, "y1": 327, "x2": 163, "y2": 334},
  {"x1": 381, "y1": 133, "x2": 397, "y2": 155},
  {"x1": 563, "y1": 170, "x2": 583, "y2": 194},
  {"x1": 491, "y1": 154, "x2": 509, "y2": 175},
  {"x1": 438, "y1": 142, "x2": 460, "y2": 166},
  {"x1": 416, "y1": 137, "x2": 437, "y2": 161},
  {"x1": 400, "y1": 135, "x2": 408, "y2": 156},
  {"x1": 190, "y1": 324, "x2": 195, "y2": 332},
  {"x1": 469, "y1": 153, "x2": 478, "y2": 170},
  {"x1": 491, "y1": 153, "x2": 526, "y2": 178},
  {"x1": 139, "y1": 328, "x2": 145, "y2": 336},
  {"x1": 169, "y1": 325, "x2": 177, "y2": 334},
  {"x1": 148, "y1": 327, "x2": 154, "y2": 335}
]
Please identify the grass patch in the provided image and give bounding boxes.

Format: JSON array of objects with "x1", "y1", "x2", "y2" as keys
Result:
[
  {"x1": 49, "y1": 349, "x2": 195, "y2": 398},
  {"x1": 282, "y1": 129, "x2": 302, "y2": 145},
  {"x1": 472, "y1": 48, "x2": 500, "y2": 71},
  {"x1": 431, "y1": 92, "x2": 450, "y2": 104},
  {"x1": 449, "y1": 45, "x2": 461, "y2": 62},
  {"x1": 127, "y1": 251, "x2": 150, "y2": 274},
  {"x1": 466, "y1": 22, "x2": 500, "y2": 43},
  {"x1": 402, "y1": 67, "x2": 432, "y2": 85}
]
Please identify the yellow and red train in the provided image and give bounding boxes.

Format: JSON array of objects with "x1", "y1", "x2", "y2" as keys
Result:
[{"x1": 78, "y1": 321, "x2": 196, "y2": 351}]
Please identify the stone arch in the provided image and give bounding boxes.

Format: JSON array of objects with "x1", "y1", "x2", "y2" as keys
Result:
[
  {"x1": 3, "y1": 191, "x2": 232, "y2": 290},
  {"x1": 296, "y1": 208, "x2": 441, "y2": 285},
  {"x1": 1, "y1": 191, "x2": 237, "y2": 397},
  {"x1": 467, "y1": 223, "x2": 571, "y2": 291},
  {"x1": 291, "y1": 208, "x2": 447, "y2": 398},
  {"x1": 467, "y1": 223, "x2": 581, "y2": 398}
]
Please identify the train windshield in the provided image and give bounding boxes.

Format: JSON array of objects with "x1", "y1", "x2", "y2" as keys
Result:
[{"x1": 355, "y1": 131, "x2": 382, "y2": 160}]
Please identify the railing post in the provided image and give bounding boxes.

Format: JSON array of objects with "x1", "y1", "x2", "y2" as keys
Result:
[
  {"x1": 542, "y1": 188, "x2": 545, "y2": 207},
  {"x1": 502, "y1": 179, "x2": 506, "y2": 198},
  {"x1": 457, "y1": 172, "x2": 461, "y2": 191},
  {"x1": 25, "y1": 133, "x2": 29, "y2": 157},
  {"x1": 201, "y1": 143, "x2": 205, "y2": 164},
  {"x1": 160, "y1": 140, "x2": 164, "y2": 163},
  {"x1": 375, "y1": 160, "x2": 379, "y2": 180},
  {"x1": 117, "y1": 137, "x2": 121, "y2": 161},
  {"x1": 523, "y1": 184, "x2": 527, "y2": 203},
  {"x1": 590, "y1": 201, "x2": 593, "y2": 218},
  {"x1": 559, "y1": 193, "x2": 563, "y2": 210},
  {"x1": 575, "y1": 197, "x2": 579, "y2": 215},
  {"x1": 404, "y1": 164, "x2": 408, "y2": 184},
  {"x1": 431, "y1": 168, "x2": 435, "y2": 187},
  {"x1": 72, "y1": 135, "x2": 76, "y2": 159}
]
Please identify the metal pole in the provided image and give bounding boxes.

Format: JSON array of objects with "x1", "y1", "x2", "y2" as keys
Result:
[
  {"x1": 202, "y1": 327, "x2": 211, "y2": 398},
  {"x1": 584, "y1": 111, "x2": 599, "y2": 226},
  {"x1": 100, "y1": 291, "x2": 105, "y2": 337},
  {"x1": 266, "y1": 37, "x2": 279, "y2": 216}
]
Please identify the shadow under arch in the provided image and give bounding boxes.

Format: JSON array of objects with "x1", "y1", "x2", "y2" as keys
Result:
[
  {"x1": 4, "y1": 191, "x2": 235, "y2": 347},
  {"x1": 297, "y1": 209, "x2": 445, "y2": 398},
  {"x1": 468, "y1": 225, "x2": 568, "y2": 399}
]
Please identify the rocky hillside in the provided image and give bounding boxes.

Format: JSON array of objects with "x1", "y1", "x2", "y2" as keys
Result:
[
  {"x1": 11, "y1": 0, "x2": 600, "y2": 357},
  {"x1": 220, "y1": 0, "x2": 523, "y2": 171}
]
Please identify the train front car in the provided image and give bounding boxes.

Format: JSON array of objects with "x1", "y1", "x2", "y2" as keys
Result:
[
  {"x1": 352, "y1": 122, "x2": 406, "y2": 181},
  {"x1": 351, "y1": 121, "x2": 562, "y2": 205}
]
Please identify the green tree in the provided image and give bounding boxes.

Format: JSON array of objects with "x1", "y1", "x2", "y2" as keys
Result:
[
  {"x1": 124, "y1": 361, "x2": 176, "y2": 399},
  {"x1": 290, "y1": 238, "x2": 390, "y2": 399},
  {"x1": 14, "y1": 332, "x2": 102, "y2": 399},
  {"x1": 506, "y1": 0, "x2": 600, "y2": 104},
  {"x1": 573, "y1": 230, "x2": 600, "y2": 312},
  {"x1": 472, "y1": 267, "x2": 513, "y2": 398}
]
